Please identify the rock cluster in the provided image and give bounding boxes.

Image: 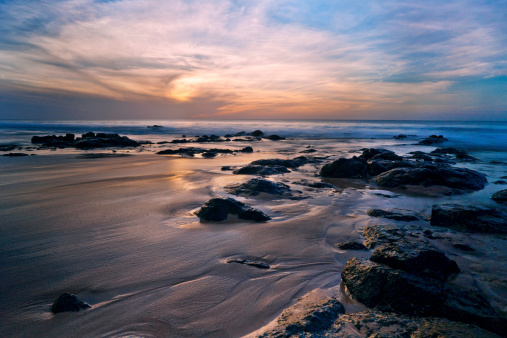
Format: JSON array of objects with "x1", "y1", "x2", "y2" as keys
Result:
[{"x1": 32, "y1": 132, "x2": 139, "y2": 149}]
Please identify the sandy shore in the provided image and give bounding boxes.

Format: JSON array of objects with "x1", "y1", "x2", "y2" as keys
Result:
[{"x1": 1, "y1": 135, "x2": 506, "y2": 337}]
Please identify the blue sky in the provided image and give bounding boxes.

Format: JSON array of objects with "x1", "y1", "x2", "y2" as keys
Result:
[{"x1": 0, "y1": 0, "x2": 506, "y2": 120}]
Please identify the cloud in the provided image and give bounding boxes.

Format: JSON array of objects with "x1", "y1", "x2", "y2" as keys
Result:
[{"x1": 0, "y1": 0, "x2": 506, "y2": 119}]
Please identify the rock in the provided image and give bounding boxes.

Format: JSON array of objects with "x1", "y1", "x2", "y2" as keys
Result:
[
  {"x1": 201, "y1": 152, "x2": 217, "y2": 158},
  {"x1": 431, "y1": 147, "x2": 477, "y2": 161},
  {"x1": 359, "y1": 148, "x2": 403, "y2": 161},
  {"x1": 319, "y1": 157, "x2": 367, "y2": 178},
  {"x1": 251, "y1": 130, "x2": 264, "y2": 137},
  {"x1": 157, "y1": 148, "x2": 196, "y2": 156},
  {"x1": 259, "y1": 291, "x2": 345, "y2": 337},
  {"x1": 221, "y1": 166, "x2": 232, "y2": 171},
  {"x1": 74, "y1": 133, "x2": 139, "y2": 148},
  {"x1": 409, "y1": 151, "x2": 434, "y2": 161},
  {"x1": 0, "y1": 145, "x2": 18, "y2": 151},
  {"x1": 372, "y1": 164, "x2": 487, "y2": 192},
  {"x1": 328, "y1": 310, "x2": 500, "y2": 337},
  {"x1": 147, "y1": 125, "x2": 163, "y2": 128},
  {"x1": 2, "y1": 153, "x2": 29, "y2": 157},
  {"x1": 370, "y1": 241, "x2": 460, "y2": 280},
  {"x1": 362, "y1": 224, "x2": 408, "y2": 249},
  {"x1": 336, "y1": 241, "x2": 368, "y2": 251},
  {"x1": 418, "y1": 135, "x2": 448, "y2": 145},
  {"x1": 250, "y1": 157, "x2": 308, "y2": 169},
  {"x1": 341, "y1": 258, "x2": 445, "y2": 315},
  {"x1": 367, "y1": 209, "x2": 419, "y2": 222},
  {"x1": 195, "y1": 197, "x2": 270, "y2": 222},
  {"x1": 493, "y1": 180, "x2": 507, "y2": 185},
  {"x1": 366, "y1": 160, "x2": 388, "y2": 176},
  {"x1": 233, "y1": 165, "x2": 290, "y2": 176},
  {"x1": 31, "y1": 134, "x2": 75, "y2": 147},
  {"x1": 226, "y1": 178, "x2": 292, "y2": 197},
  {"x1": 265, "y1": 135, "x2": 285, "y2": 141},
  {"x1": 225, "y1": 258, "x2": 269, "y2": 269},
  {"x1": 492, "y1": 189, "x2": 507, "y2": 203},
  {"x1": 430, "y1": 204, "x2": 507, "y2": 234},
  {"x1": 453, "y1": 243, "x2": 475, "y2": 251},
  {"x1": 240, "y1": 146, "x2": 253, "y2": 153},
  {"x1": 292, "y1": 179, "x2": 335, "y2": 189},
  {"x1": 393, "y1": 134, "x2": 408, "y2": 139},
  {"x1": 300, "y1": 148, "x2": 317, "y2": 153},
  {"x1": 51, "y1": 293, "x2": 91, "y2": 314}
]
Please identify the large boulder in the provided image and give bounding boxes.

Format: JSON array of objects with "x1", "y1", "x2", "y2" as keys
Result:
[
  {"x1": 195, "y1": 198, "x2": 270, "y2": 222},
  {"x1": 430, "y1": 204, "x2": 507, "y2": 234},
  {"x1": 51, "y1": 293, "x2": 91, "y2": 314},
  {"x1": 492, "y1": 189, "x2": 507, "y2": 204},
  {"x1": 372, "y1": 164, "x2": 487, "y2": 192},
  {"x1": 320, "y1": 157, "x2": 367, "y2": 178},
  {"x1": 225, "y1": 178, "x2": 292, "y2": 197},
  {"x1": 370, "y1": 241, "x2": 460, "y2": 280}
]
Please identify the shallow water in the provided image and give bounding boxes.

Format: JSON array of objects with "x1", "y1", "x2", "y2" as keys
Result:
[{"x1": 1, "y1": 120, "x2": 506, "y2": 337}]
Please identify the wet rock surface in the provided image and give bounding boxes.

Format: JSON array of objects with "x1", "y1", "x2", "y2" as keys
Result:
[
  {"x1": 372, "y1": 164, "x2": 487, "y2": 192},
  {"x1": 225, "y1": 178, "x2": 293, "y2": 197},
  {"x1": 258, "y1": 291, "x2": 345, "y2": 337},
  {"x1": 196, "y1": 197, "x2": 270, "y2": 222},
  {"x1": 233, "y1": 165, "x2": 290, "y2": 176},
  {"x1": 492, "y1": 189, "x2": 507, "y2": 203},
  {"x1": 336, "y1": 241, "x2": 368, "y2": 251},
  {"x1": 319, "y1": 156, "x2": 367, "y2": 178},
  {"x1": 250, "y1": 156, "x2": 310, "y2": 169},
  {"x1": 292, "y1": 179, "x2": 335, "y2": 189},
  {"x1": 367, "y1": 209, "x2": 419, "y2": 222},
  {"x1": 431, "y1": 147, "x2": 477, "y2": 161},
  {"x1": 51, "y1": 293, "x2": 91, "y2": 314},
  {"x1": 430, "y1": 204, "x2": 507, "y2": 233},
  {"x1": 225, "y1": 258, "x2": 270, "y2": 269}
]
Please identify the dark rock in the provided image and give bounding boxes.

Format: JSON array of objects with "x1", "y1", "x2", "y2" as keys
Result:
[
  {"x1": 292, "y1": 179, "x2": 335, "y2": 189},
  {"x1": 453, "y1": 243, "x2": 475, "y2": 251},
  {"x1": 251, "y1": 130, "x2": 264, "y2": 137},
  {"x1": 74, "y1": 133, "x2": 139, "y2": 148},
  {"x1": 393, "y1": 134, "x2": 408, "y2": 139},
  {"x1": 240, "y1": 146, "x2": 253, "y2": 153},
  {"x1": 2, "y1": 153, "x2": 29, "y2": 157},
  {"x1": 418, "y1": 135, "x2": 448, "y2": 145},
  {"x1": 233, "y1": 165, "x2": 290, "y2": 176},
  {"x1": 492, "y1": 189, "x2": 507, "y2": 203},
  {"x1": 250, "y1": 157, "x2": 308, "y2": 169},
  {"x1": 359, "y1": 148, "x2": 397, "y2": 161},
  {"x1": 195, "y1": 197, "x2": 270, "y2": 222},
  {"x1": 265, "y1": 135, "x2": 285, "y2": 141},
  {"x1": 259, "y1": 291, "x2": 345, "y2": 337},
  {"x1": 336, "y1": 241, "x2": 368, "y2": 251},
  {"x1": 366, "y1": 160, "x2": 388, "y2": 176},
  {"x1": 430, "y1": 204, "x2": 507, "y2": 233},
  {"x1": 362, "y1": 224, "x2": 407, "y2": 249},
  {"x1": 51, "y1": 293, "x2": 91, "y2": 314},
  {"x1": 319, "y1": 156, "x2": 367, "y2": 178},
  {"x1": 300, "y1": 148, "x2": 317, "y2": 153},
  {"x1": 201, "y1": 152, "x2": 217, "y2": 158},
  {"x1": 370, "y1": 241, "x2": 460, "y2": 280},
  {"x1": 31, "y1": 134, "x2": 75, "y2": 147},
  {"x1": 409, "y1": 152, "x2": 433, "y2": 161},
  {"x1": 225, "y1": 258, "x2": 269, "y2": 269},
  {"x1": 171, "y1": 139, "x2": 189, "y2": 143},
  {"x1": 372, "y1": 164, "x2": 487, "y2": 192},
  {"x1": 221, "y1": 166, "x2": 232, "y2": 171},
  {"x1": 431, "y1": 147, "x2": 477, "y2": 161},
  {"x1": 147, "y1": 125, "x2": 163, "y2": 128},
  {"x1": 367, "y1": 209, "x2": 419, "y2": 222},
  {"x1": 157, "y1": 148, "x2": 196, "y2": 156},
  {"x1": 341, "y1": 258, "x2": 445, "y2": 315},
  {"x1": 226, "y1": 178, "x2": 291, "y2": 196},
  {"x1": 493, "y1": 180, "x2": 507, "y2": 185},
  {"x1": 328, "y1": 310, "x2": 499, "y2": 337},
  {"x1": 0, "y1": 145, "x2": 18, "y2": 151}
]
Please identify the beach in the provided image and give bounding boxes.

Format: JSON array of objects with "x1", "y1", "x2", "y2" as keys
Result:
[{"x1": 1, "y1": 120, "x2": 506, "y2": 337}]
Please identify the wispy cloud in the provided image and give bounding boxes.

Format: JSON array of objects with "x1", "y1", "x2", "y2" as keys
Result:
[{"x1": 0, "y1": 0, "x2": 506, "y2": 119}]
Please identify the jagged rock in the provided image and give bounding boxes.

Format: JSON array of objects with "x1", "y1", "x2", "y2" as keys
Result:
[
  {"x1": 370, "y1": 241, "x2": 460, "y2": 280},
  {"x1": 319, "y1": 157, "x2": 367, "y2": 178},
  {"x1": 430, "y1": 204, "x2": 507, "y2": 234},
  {"x1": 31, "y1": 134, "x2": 75, "y2": 147},
  {"x1": 195, "y1": 198, "x2": 270, "y2": 222},
  {"x1": 492, "y1": 189, "x2": 507, "y2": 203},
  {"x1": 74, "y1": 133, "x2": 139, "y2": 149},
  {"x1": 51, "y1": 293, "x2": 91, "y2": 314},
  {"x1": 341, "y1": 258, "x2": 445, "y2": 315},
  {"x1": 233, "y1": 165, "x2": 290, "y2": 176},
  {"x1": 336, "y1": 241, "x2": 368, "y2": 251},
  {"x1": 418, "y1": 135, "x2": 448, "y2": 145},
  {"x1": 328, "y1": 310, "x2": 500, "y2": 337},
  {"x1": 367, "y1": 209, "x2": 419, "y2": 222},
  {"x1": 372, "y1": 164, "x2": 487, "y2": 192},
  {"x1": 259, "y1": 291, "x2": 345, "y2": 337},
  {"x1": 225, "y1": 258, "x2": 269, "y2": 269},
  {"x1": 226, "y1": 178, "x2": 292, "y2": 197}
]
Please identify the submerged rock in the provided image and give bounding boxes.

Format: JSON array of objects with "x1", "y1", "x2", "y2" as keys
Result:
[
  {"x1": 259, "y1": 291, "x2": 345, "y2": 337},
  {"x1": 225, "y1": 258, "x2": 270, "y2": 269},
  {"x1": 492, "y1": 189, "x2": 507, "y2": 204},
  {"x1": 372, "y1": 164, "x2": 487, "y2": 192},
  {"x1": 319, "y1": 157, "x2": 367, "y2": 178},
  {"x1": 233, "y1": 165, "x2": 290, "y2": 176},
  {"x1": 430, "y1": 204, "x2": 507, "y2": 234},
  {"x1": 51, "y1": 293, "x2": 91, "y2": 314},
  {"x1": 418, "y1": 135, "x2": 448, "y2": 145},
  {"x1": 226, "y1": 178, "x2": 292, "y2": 197},
  {"x1": 367, "y1": 209, "x2": 419, "y2": 222},
  {"x1": 195, "y1": 197, "x2": 270, "y2": 222}
]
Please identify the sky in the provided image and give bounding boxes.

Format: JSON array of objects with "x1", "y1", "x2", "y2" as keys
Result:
[{"x1": 0, "y1": 0, "x2": 506, "y2": 120}]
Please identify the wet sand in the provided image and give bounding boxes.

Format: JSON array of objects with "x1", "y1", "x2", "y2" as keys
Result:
[{"x1": 1, "y1": 136, "x2": 506, "y2": 337}]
